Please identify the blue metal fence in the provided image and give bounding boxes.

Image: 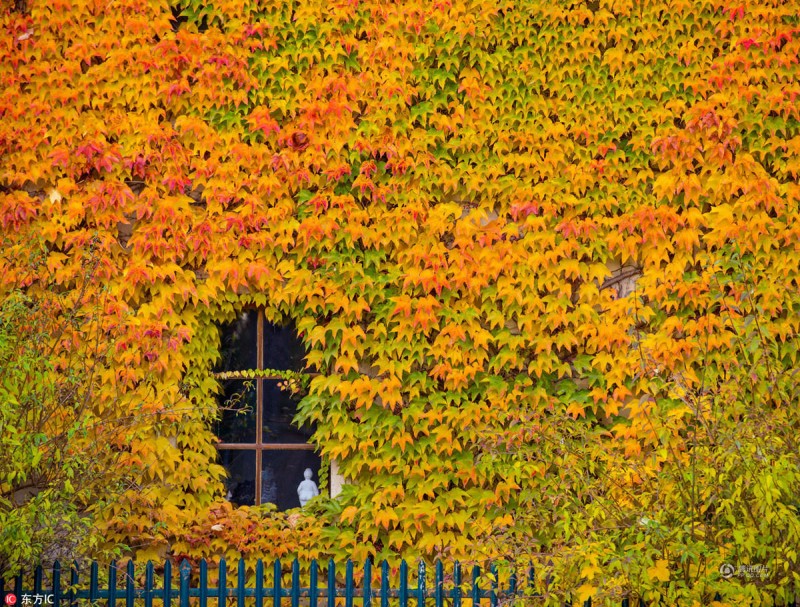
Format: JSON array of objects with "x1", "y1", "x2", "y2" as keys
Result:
[
  {"x1": 2, "y1": 559, "x2": 566, "y2": 607},
  {"x1": 0, "y1": 559, "x2": 796, "y2": 607},
  {"x1": 5, "y1": 557, "x2": 787, "y2": 607}
]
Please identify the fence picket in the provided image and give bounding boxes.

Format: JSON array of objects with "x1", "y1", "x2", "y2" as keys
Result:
[
  {"x1": 255, "y1": 560, "x2": 264, "y2": 607},
  {"x1": 52, "y1": 562, "x2": 61, "y2": 607},
  {"x1": 69, "y1": 560, "x2": 79, "y2": 607},
  {"x1": 470, "y1": 565, "x2": 479, "y2": 607},
  {"x1": 13, "y1": 571, "x2": 22, "y2": 606},
  {"x1": 453, "y1": 561, "x2": 461, "y2": 607},
  {"x1": 309, "y1": 560, "x2": 318, "y2": 607},
  {"x1": 417, "y1": 561, "x2": 425, "y2": 607},
  {"x1": 327, "y1": 560, "x2": 335, "y2": 607},
  {"x1": 489, "y1": 563, "x2": 497, "y2": 607},
  {"x1": 200, "y1": 560, "x2": 208, "y2": 607},
  {"x1": 399, "y1": 560, "x2": 408, "y2": 607},
  {"x1": 364, "y1": 559, "x2": 372, "y2": 607},
  {"x1": 126, "y1": 561, "x2": 135, "y2": 607},
  {"x1": 163, "y1": 560, "x2": 171, "y2": 607},
  {"x1": 145, "y1": 561, "x2": 154, "y2": 607},
  {"x1": 345, "y1": 560, "x2": 354, "y2": 607},
  {"x1": 380, "y1": 561, "x2": 389, "y2": 607},
  {"x1": 291, "y1": 560, "x2": 300, "y2": 607},
  {"x1": 181, "y1": 560, "x2": 191, "y2": 607},
  {"x1": 219, "y1": 558, "x2": 227, "y2": 607},
  {"x1": 89, "y1": 561, "x2": 99, "y2": 604},
  {"x1": 34, "y1": 565, "x2": 43, "y2": 598},
  {"x1": 238, "y1": 559, "x2": 246, "y2": 607},
  {"x1": 109, "y1": 561, "x2": 118, "y2": 607},
  {"x1": 434, "y1": 560, "x2": 443, "y2": 607},
  {"x1": 273, "y1": 559, "x2": 282, "y2": 607}
]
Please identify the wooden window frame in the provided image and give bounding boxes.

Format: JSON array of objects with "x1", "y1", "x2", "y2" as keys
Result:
[{"x1": 216, "y1": 308, "x2": 314, "y2": 506}]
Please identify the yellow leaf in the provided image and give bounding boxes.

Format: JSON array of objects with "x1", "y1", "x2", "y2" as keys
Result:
[
  {"x1": 581, "y1": 562, "x2": 601, "y2": 580},
  {"x1": 647, "y1": 559, "x2": 670, "y2": 582},
  {"x1": 340, "y1": 506, "x2": 358, "y2": 523},
  {"x1": 576, "y1": 584, "x2": 596, "y2": 603},
  {"x1": 566, "y1": 402, "x2": 586, "y2": 419}
]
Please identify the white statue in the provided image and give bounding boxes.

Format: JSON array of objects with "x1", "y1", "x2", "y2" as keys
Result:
[{"x1": 297, "y1": 468, "x2": 319, "y2": 506}]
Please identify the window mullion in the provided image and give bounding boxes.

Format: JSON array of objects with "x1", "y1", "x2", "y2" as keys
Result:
[{"x1": 255, "y1": 309, "x2": 265, "y2": 504}]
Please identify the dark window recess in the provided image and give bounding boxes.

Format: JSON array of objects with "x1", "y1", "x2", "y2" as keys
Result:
[
  {"x1": 263, "y1": 381, "x2": 314, "y2": 444},
  {"x1": 217, "y1": 311, "x2": 258, "y2": 371},
  {"x1": 263, "y1": 323, "x2": 306, "y2": 371},
  {"x1": 214, "y1": 310, "x2": 318, "y2": 509},
  {"x1": 219, "y1": 450, "x2": 256, "y2": 506},
  {"x1": 215, "y1": 379, "x2": 257, "y2": 443}
]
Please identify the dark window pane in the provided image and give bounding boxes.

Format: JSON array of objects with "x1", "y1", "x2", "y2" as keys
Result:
[
  {"x1": 261, "y1": 450, "x2": 321, "y2": 510},
  {"x1": 263, "y1": 381, "x2": 314, "y2": 444},
  {"x1": 220, "y1": 450, "x2": 256, "y2": 506},
  {"x1": 215, "y1": 379, "x2": 257, "y2": 443},
  {"x1": 263, "y1": 322, "x2": 305, "y2": 371},
  {"x1": 217, "y1": 311, "x2": 258, "y2": 372}
]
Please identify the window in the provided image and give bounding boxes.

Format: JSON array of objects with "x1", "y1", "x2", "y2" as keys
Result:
[{"x1": 214, "y1": 309, "x2": 321, "y2": 510}]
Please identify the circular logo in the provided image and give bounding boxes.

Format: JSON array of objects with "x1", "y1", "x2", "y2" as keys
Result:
[
  {"x1": 719, "y1": 563, "x2": 735, "y2": 579},
  {"x1": 5, "y1": 594, "x2": 17, "y2": 606}
]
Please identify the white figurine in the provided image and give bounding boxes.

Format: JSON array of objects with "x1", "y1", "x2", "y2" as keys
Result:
[{"x1": 297, "y1": 468, "x2": 319, "y2": 507}]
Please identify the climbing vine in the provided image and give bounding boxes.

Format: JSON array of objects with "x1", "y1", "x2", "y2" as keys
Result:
[{"x1": 2, "y1": 0, "x2": 800, "y2": 603}]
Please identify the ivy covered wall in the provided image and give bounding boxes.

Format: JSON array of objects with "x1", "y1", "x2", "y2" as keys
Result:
[{"x1": 2, "y1": 0, "x2": 800, "y2": 602}]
